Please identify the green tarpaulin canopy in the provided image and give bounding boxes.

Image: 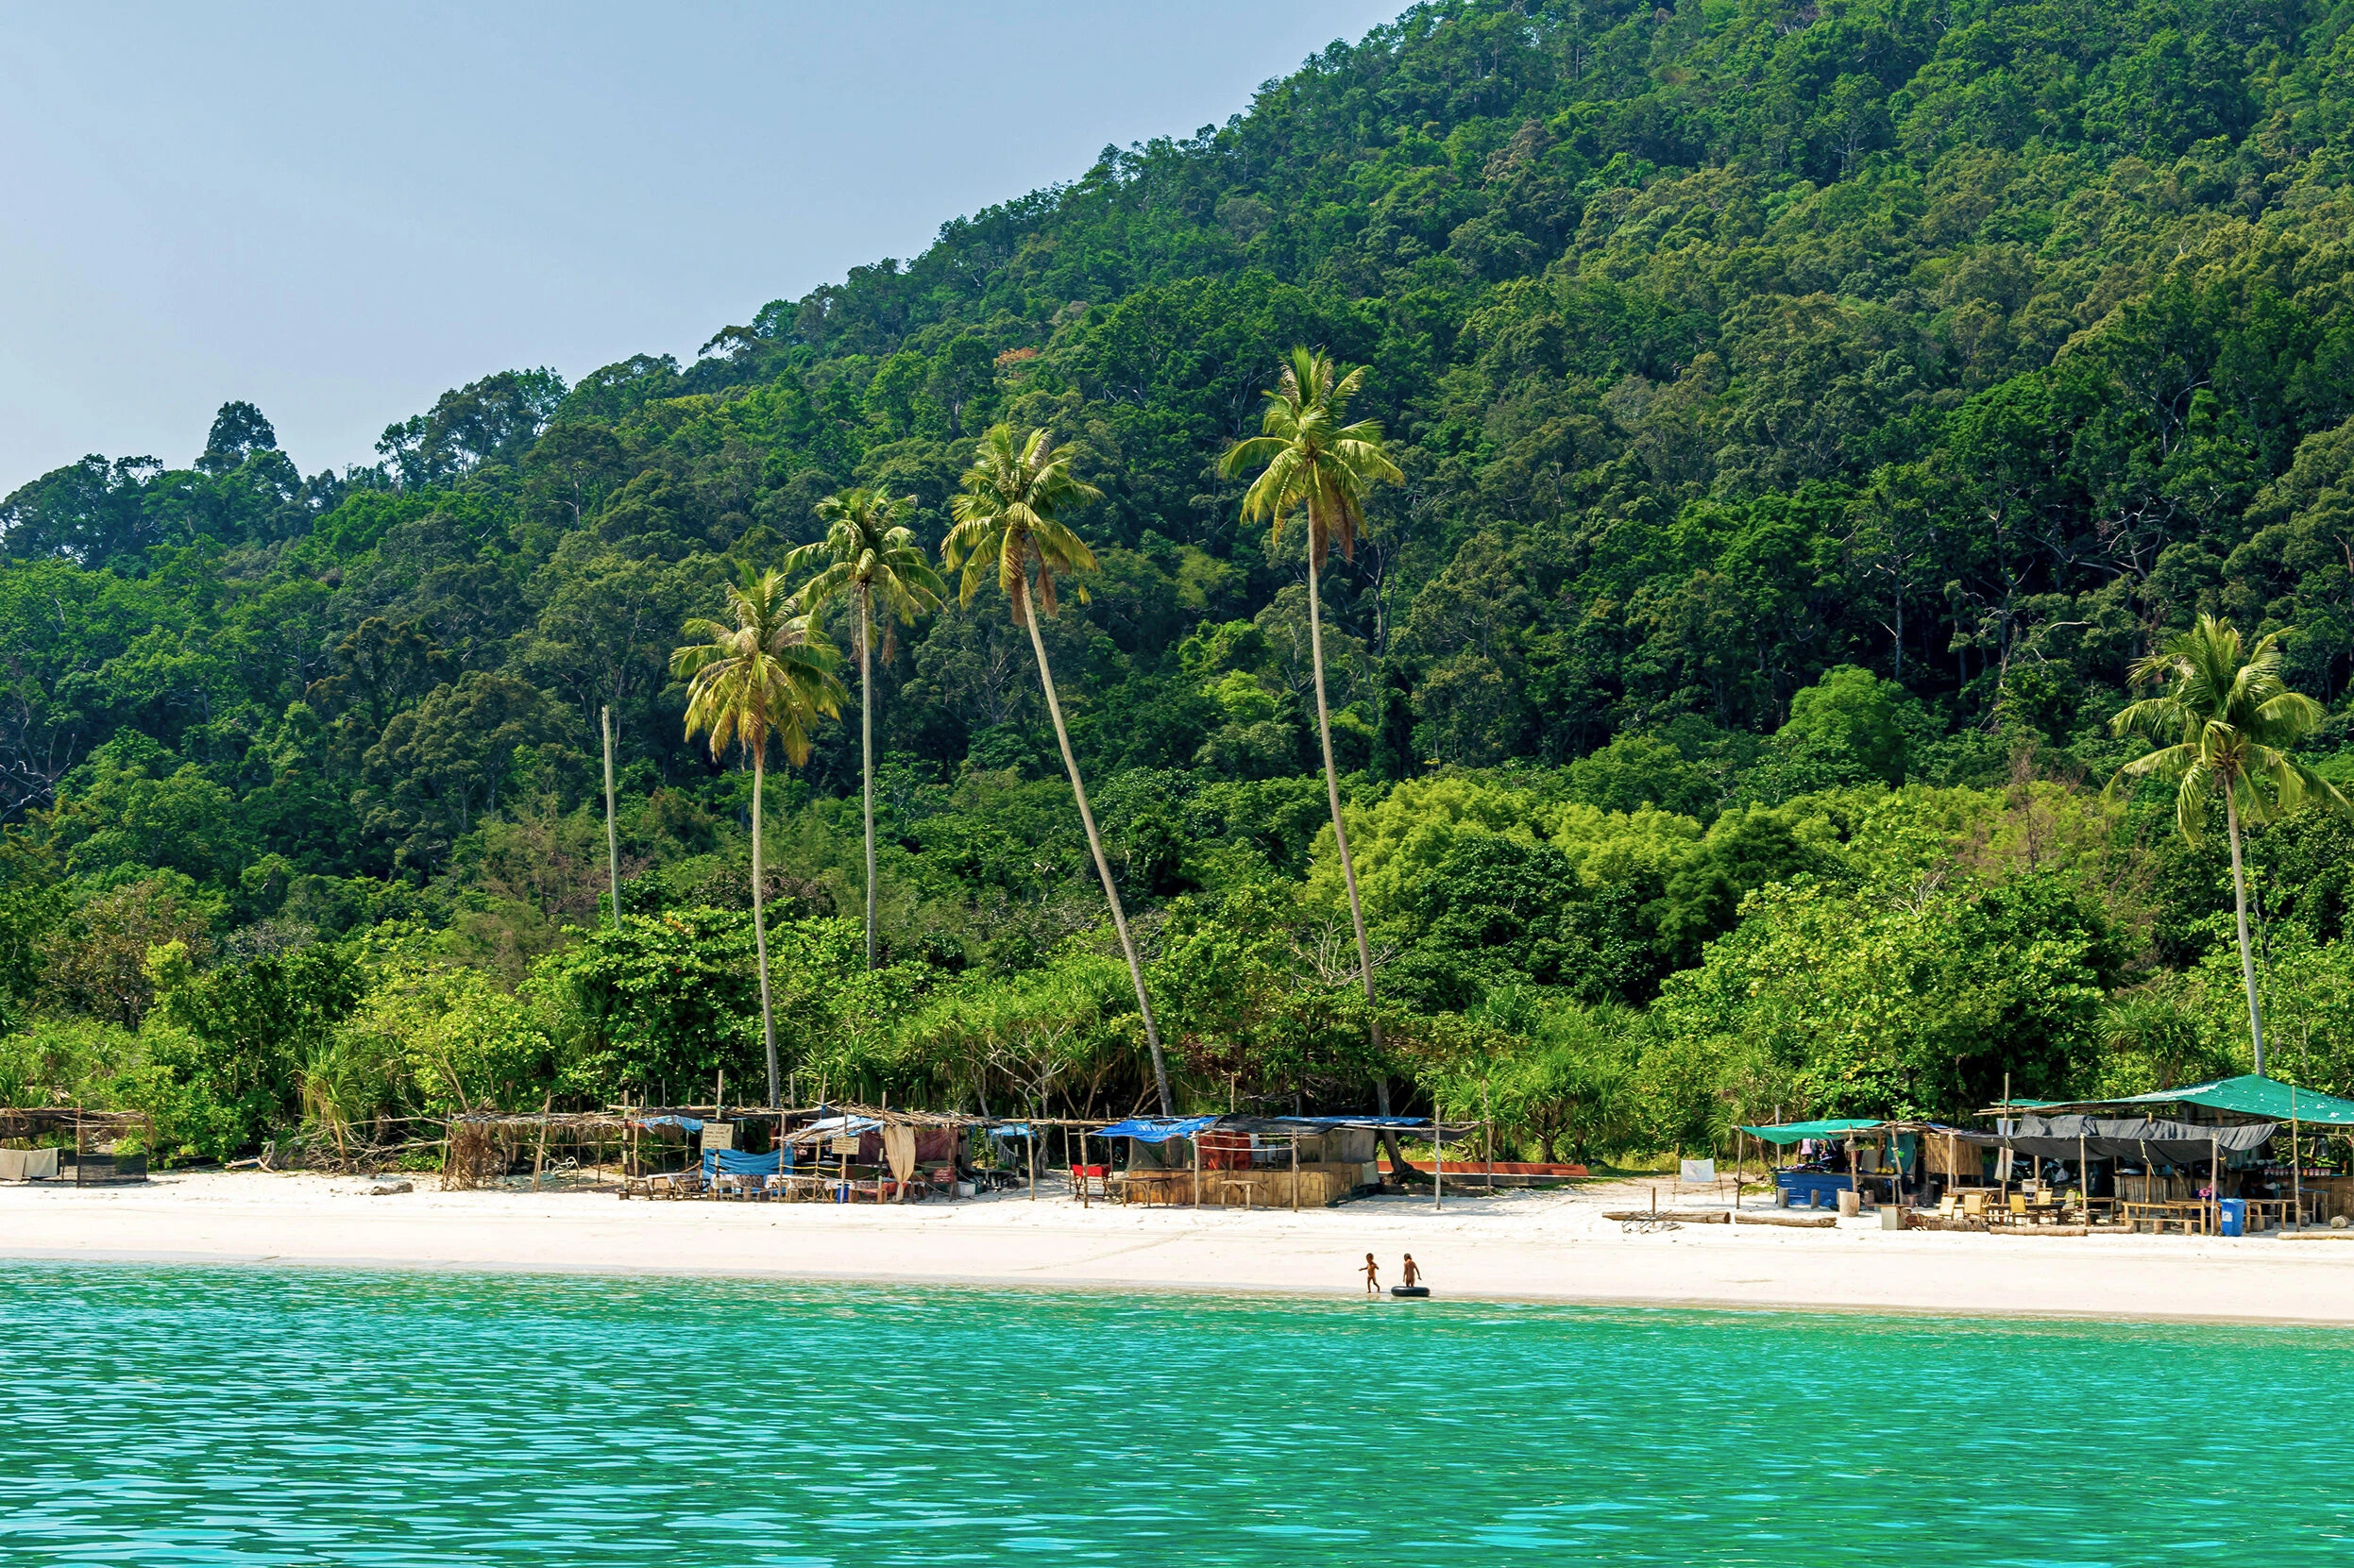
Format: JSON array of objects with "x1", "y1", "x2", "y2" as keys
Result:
[
  {"x1": 1736, "y1": 1118, "x2": 1885, "y2": 1146},
  {"x1": 2025, "y1": 1074, "x2": 2354, "y2": 1127}
]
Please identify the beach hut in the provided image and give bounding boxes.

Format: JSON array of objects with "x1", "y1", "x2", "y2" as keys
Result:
[
  {"x1": 1736, "y1": 1118, "x2": 1888, "y2": 1210},
  {"x1": 1736, "y1": 1118, "x2": 2001, "y2": 1213},
  {"x1": 776, "y1": 1109, "x2": 974, "y2": 1201},
  {"x1": 1993, "y1": 1076, "x2": 2354, "y2": 1234},
  {"x1": 0, "y1": 1107, "x2": 155, "y2": 1184},
  {"x1": 1089, "y1": 1115, "x2": 1423, "y2": 1209}
]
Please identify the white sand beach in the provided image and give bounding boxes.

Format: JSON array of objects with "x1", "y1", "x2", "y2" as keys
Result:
[{"x1": 8, "y1": 1171, "x2": 2354, "y2": 1324}]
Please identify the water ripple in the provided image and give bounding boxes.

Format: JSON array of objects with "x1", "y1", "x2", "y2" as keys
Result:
[{"x1": 1, "y1": 1265, "x2": 2348, "y2": 1564}]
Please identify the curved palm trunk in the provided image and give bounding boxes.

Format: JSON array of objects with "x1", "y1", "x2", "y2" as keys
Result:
[
  {"x1": 1018, "y1": 578, "x2": 1175, "y2": 1117},
  {"x1": 1305, "y1": 546, "x2": 1409, "y2": 1172},
  {"x1": 2226, "y1": 788, "x2": 2267, "y2": 1076},
  {"x1": 859, "y1": 586, "x2": 878, "y2": 972},
  {"x1": 751, "y1": 747, "x2": 780, "y2": 1106}
]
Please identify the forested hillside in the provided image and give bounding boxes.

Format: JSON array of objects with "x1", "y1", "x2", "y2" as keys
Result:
[{"x1": 12, "y1": 0, "x2": 2354, "y2": 1161}]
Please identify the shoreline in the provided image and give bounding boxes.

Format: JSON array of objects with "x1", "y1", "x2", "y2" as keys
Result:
[
  {"x1": 17, "y1": 1248, "x2": 2354, "y2": 1330},
  {"x1": 8, "y1": 1171, "x2": 2354, "y2": 1328}
]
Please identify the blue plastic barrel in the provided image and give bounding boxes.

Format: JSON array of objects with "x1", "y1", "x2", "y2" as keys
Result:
[{"x1": 2217, "y1": 1198, "x2": 2246, "y2": 1237}]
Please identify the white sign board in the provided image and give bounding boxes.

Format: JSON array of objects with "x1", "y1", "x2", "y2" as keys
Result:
[
  {"x1": 701, "y1": 1121, "x2": 735, "y2": 1152},
  {"x1": 1680, "y1": 1158, "x2": 1716, "y2": 1184},
  {"x1": 829, "y1": 1136, "x2": 859, "y2": 1155}
]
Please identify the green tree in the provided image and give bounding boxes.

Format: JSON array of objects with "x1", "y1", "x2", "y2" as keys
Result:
[
  {"x1": 1775, "y1": 665, "x2": 1910, "y2": 785},
  {"x1": 2108, "y1": 615, "x2": 2351, "y2": 1075},
  {"x1": 1221, "y1": 348, "x2": 1403, "y2": 1117},
  {"x1": 144, "y1": 938, "x2": 367, "y2": 1159},
  {"x1": 356, "y1": 671, "x2": 566, "y2": 874},
  {"x1": 943, "y1": 423, "x2": 1175, "y2": 1116},
  {"x1": 37, "y1": 875, "x2": 215, "y2": 1029},
  {"x1": 671, "y1": 568, "x2": 846, "y2": 1106},
  {"x1": 786, "y1": 488, "x2": 945, "y2": 970}
]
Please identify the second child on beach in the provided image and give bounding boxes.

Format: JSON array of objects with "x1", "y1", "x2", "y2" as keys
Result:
[{"x1": 1362, "y1": 1253, "x2": 1380, "y2": 1294}]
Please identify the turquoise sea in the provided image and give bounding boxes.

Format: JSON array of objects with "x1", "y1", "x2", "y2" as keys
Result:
[{"x1": 1, "y1": 1264, "x2": 2346, "y2": 1565}]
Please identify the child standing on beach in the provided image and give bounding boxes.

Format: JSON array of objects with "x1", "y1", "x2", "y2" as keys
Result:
[
  {"x1": 1401, "y1": 1254, "x2": 1421, "y2": 1289},
  {"x1": 1362, "y1": 1253, "x2": 1380, "y2": 1294}
]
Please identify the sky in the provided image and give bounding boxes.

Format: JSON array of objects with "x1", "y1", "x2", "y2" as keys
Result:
[{"x1": 0, "y1": 1, "x2": 1403, "y2": 490}]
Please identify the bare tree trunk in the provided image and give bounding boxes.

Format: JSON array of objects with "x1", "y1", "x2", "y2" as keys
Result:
[
  {"x1": 602, "y1": 705, "x2": 620, "y2": 927},
  {"x1": 752, "y1": 748, "x2": 780, "y2": 1106},
  {"x1": 860, "y1": 585, "x2": 877, "y2": 972},
  {"x1": 1019, "y1": 578, "x2": 1174, "y2": 1116},
  {"x1": 1307, "y1": 547, "x2": 1408, "y2": 1173},
  {"x1": 2227, "y1": 788, "x2": 2266, "y2": 1076}
]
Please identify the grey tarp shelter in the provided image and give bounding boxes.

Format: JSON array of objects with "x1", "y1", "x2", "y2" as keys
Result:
[
  {"x1": 2013, "y1": 1075, "x2": 2354, "y2": 1127},
  {"x1": 1984, "y1": 1077, "x2": 2354, "y2": 1231},
  {"x1": 2001, "y1": 1115, "x2": 2275, "y2": 1166}
]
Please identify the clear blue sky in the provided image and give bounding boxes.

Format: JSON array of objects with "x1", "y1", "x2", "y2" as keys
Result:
[{"x1": 0, "y1": 1, "x2": 1403, "y2": 489}]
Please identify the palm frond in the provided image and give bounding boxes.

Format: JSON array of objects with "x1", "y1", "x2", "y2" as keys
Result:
[{"x1": 1220, "y1": 347, "x2": 1401, "y2": 567}]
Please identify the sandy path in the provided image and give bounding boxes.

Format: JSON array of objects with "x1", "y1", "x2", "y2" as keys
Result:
[{"x1": 8, "y1": 1172, "x2": 2354, "y2": 1324}]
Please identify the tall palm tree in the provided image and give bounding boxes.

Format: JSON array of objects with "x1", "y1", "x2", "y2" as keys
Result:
[
  {"x1": 1220, "y1": 348, "x2": 1404, "y2": 1119},
  {"x1": 943, "y1": 424, "x2": 1176, "y2": 1117},
  {"x1": 2108, "y1": 615, "x2": 2349, "y2": 1076},
  {"x1": 672, "y1": 568, "x2": 846, "y2": 1106},
  {"x1": 786, "y1": 489, "x2": 945, "y2": 972}
]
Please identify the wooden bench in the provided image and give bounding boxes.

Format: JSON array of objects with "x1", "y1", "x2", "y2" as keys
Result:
[{"x1": 2120, "y1": 1199, "x2": 2208, "y2": 1235}]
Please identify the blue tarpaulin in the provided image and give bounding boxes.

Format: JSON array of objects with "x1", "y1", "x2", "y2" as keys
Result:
[
  {"x1": 702, "y1": 1146, "x2": 794, "y2": 1179},
  {"x1": 1092, "y1": 1116, "x2": 1221, "y2": 1143},
  {"x1": 633, "y1": 1114, "x2": 704, "y2": 1132},
  {"x1": 785, "y1": 1114, "x2": 881, "y2": 1144}
]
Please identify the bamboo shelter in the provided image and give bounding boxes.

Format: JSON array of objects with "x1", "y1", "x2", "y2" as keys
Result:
[
  {"x1": 0, "y1": 1106, "x2": 156, "y2": 1185},
  {"x1": 1085, "y1": 1114, "x2": 1445, "y2": 1209},
  {"x1": 0, "y1": 1107, "x2": 153, "y2": 1144},
  {"x1": 441, "y1": 1111, "x2": 635, "y2": 1191}
]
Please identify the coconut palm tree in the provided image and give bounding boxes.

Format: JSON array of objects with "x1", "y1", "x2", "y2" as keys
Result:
[
  {"x1": 672, "y1": 568, "x2": 846, "y2": 1106},
  {"x1": 1220, "y1": 348, "x2": 1404, "y2": 1117},
  {"x1": 786, "y1": 489, "x2": 945, "y2": 971},
  {"x1": 2108, "y1": 615, "x2": 2350, "y2": 1075},
  {"x1": 942, "y1": 423, "x2": 1176, "y2": 1117}
]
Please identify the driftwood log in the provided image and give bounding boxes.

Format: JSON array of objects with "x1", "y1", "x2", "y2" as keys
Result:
[{"x1": 1602, "y1": 1208, "x2": 1837, "y2": 1228}]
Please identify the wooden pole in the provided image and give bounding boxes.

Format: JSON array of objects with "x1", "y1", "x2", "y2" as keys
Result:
[
  {"x1": 1192, "y1": 1135, "x2": 1201, "y2": 1209},
  {"x1": 1291, "y1": 1134, "x2": 1299, "y2": 1212},
  {"x1": 2000, "y1": 1071, "x2": 2012, "y2": 1213},
  {"x1": 1483, "y1": 1078, "x2": 1495, "y2": 1195},
  {"x1": 1421, "y1": 1097, "x2": 1440, "y2": 1205},
  {"x1": 2078, "y1": 1128, "x2": 2089, "y2": 1222},
  {"x1": 2211, "y1": 1132, "x2": 2222, "y2": 1236},
  {"x1": 1027, "y1": 1127, "x2": 1036, "y2": 1202},
  {"x1": 1080, "y1": 1131, "x2": 1090, "y2": 1209},
  {"x1": 2290, "y1": 1078, "x2": 2300, "y2": 1231},
  {"x1": 601, "y1": 705, "x2": 621, "y2": 928},
  {"x1": 532, "y1": 1091, "x2": 552, "y2": 1190}
]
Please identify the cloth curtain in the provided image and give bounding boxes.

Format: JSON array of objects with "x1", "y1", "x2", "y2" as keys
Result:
[
  {"x1": 0, "y1": 1148, "x2": 59, "y2": 1180},
  {"x1": 883, "y1": 1123, "x2": 917, "y2": 1183}
]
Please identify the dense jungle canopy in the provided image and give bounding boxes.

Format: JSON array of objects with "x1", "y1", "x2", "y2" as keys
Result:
[{"x1": 12, "y1": 0, "x2": 2354, "y2": 1162}]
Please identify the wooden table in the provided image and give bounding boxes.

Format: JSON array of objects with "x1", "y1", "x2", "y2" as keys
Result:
[
  {"x1": 2121, "y1": 1199, "x2": 2210, "y2": 1235},
  {"x1": 2242, "y1": 1196, "x2": 2324, "y2": 1232}
]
